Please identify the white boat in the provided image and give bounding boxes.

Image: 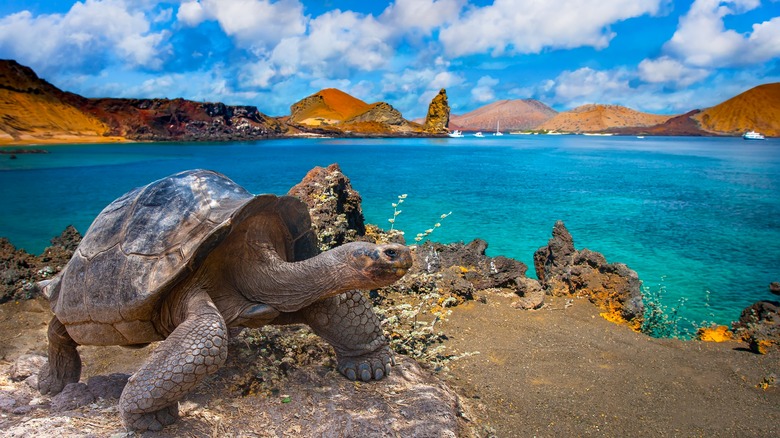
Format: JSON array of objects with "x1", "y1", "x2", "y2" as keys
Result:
[
  {"x1": 474, "y1": 132, "x2": 484, "y2": 137},
  {"x1": 743, "y1": 130, "x2": 765, "y2": 140},
  {"x1": 448, "y1": 130, "x2": 464, "y2": 138},
  {"x1": 493, "y1": 121, "x2": 503, "y2": 136}
]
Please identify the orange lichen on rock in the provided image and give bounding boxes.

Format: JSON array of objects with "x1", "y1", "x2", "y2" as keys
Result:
[{"x1": 696, "y1": 325, "x2": 734, "y2": 343}]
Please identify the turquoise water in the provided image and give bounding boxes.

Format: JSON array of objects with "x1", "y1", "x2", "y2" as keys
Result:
[{"x1": 2, "y1": 136, "x2": 779, "y2": 328}]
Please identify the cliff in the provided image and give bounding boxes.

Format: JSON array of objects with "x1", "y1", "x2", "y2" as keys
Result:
[
  {"x1": 538, "y1": 104, "x2": 671, "y2": 133},
  {"x1": 63, "y1": 95, "x2": 283, "y2": 141},
  {"x1": 693, "y1": 83, "x2": 780, "y2": 137},
  {"x1": 0, "y1": 59, "x2": 282, "y2": 143},
  {"x1": 450, "y1": 99, "x2": 556, "y2": 131},
  {"x1": 0, "y1": 60, "x2": 113, "y2": 143}
]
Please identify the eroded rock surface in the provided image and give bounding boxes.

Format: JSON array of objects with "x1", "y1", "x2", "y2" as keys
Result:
[
  {"x1": 423, "y1": 88, "x2": 450, "y2": 134},
  {"x1": 534, "y1": 220, "x2": 644, "y2": 328}
]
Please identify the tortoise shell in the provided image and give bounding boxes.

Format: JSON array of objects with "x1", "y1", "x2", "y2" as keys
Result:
[{"x1": 47, "y1": 169, "x2": 317, "y2": 343}]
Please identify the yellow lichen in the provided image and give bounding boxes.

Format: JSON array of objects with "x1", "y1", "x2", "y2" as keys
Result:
[{"x1": 696, "y1": 325, "x2": 733, "y2": 343}]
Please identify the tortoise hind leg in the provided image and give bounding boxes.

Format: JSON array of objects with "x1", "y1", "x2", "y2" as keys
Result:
[
  {"x1": 39, "y1": 316, "x2": 82, "y2": 395},
  {"x1": 119, "y1": 291, "x2": 228, "y2": 432},
  {"x1": 289, "y1": 290, "x2": 393, "y2": 382}
]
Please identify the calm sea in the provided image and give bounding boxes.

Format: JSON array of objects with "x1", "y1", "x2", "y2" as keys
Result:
[{"x1": 2, "y1": 135, "x2": 779, "y2": 329}]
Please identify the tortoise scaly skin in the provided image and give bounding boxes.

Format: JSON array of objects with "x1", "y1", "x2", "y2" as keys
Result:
[{"x1": 39, "y1": 169, "x2": 412, "y2": 432}]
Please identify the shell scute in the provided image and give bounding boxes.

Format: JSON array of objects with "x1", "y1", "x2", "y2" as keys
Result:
[{"x1": 51, "y1": 169, "x2": 318, "y2": 334}]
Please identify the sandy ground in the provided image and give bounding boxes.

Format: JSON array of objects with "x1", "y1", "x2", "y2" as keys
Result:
[
  {"x1": 0, "y1": 134, "x2": 127, "y2": 146},
  {"x1": 441, "y1": 293, "x2": 780, "y2": 437},
  {"x1": 1, "y1": 293, "x2": 778, "y2": 437}
]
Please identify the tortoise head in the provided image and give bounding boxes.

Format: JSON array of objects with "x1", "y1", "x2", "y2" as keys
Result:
[{"x1": 340, "y1": 242, "x2": 413, "y2": 288}]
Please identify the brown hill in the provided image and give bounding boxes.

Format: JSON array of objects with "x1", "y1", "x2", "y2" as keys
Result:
[
  {"x1": 0, "y1": 60, "x2": 114, "y2": 144},
  {"x1": 0, "y1": 59, "x2": 283, "y2": 143},
  {"x1": 289, "y1": 88, "x2": 370, "y2": 125},
  {"x1": 449, "y1": 99, "x2": 556, "y2": 131},
  {"x1": 693, "y1": 83, "x2": 780, "y2": 137},
  {"x1": 538, "y1": 104, "x2": 671, "y2": 133},
  {"x1": 288, "y1": 88, "x2": 420, "y2": 135},
  {"x1": 608, "y1": 110, "x2": 712, "y2": 136}
]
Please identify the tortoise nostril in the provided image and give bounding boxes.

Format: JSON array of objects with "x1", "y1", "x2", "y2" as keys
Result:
[{"x1": 384, "y1": 248, "x2": 398, "y2": 259}]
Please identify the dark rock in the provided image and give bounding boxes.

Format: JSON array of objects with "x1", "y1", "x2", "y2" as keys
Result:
[
  {"x1": 770, "y1": 282, "x2": 780, "y2": 296},
  {"x1": 287, "y1": 163, "x2": 366, "y2": 250},
  {"x1": 534, "y1": 221, "x2": 644, "y2": 328},
  {"x1": 533, "y1": 220, "x2": 576, "y2": 296},
  {"x1": 423, "y1": 89, "x2": 450, "y2": 134},
  {"x1": 733, "y1": 301, "x2": 780, "y2": 354},
  {"x1": 0, "y1": 226, "x2": 80, "y2": 303},
  {"x1": 50, "y1": 383, "x2": 95, "y2": 412},
  {"x1": 87, "y1": 373, "x2": 129, "y2": 400}
]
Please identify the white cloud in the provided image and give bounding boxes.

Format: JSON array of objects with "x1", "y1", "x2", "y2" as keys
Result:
[
  {"x1": 638, "y1": 56, "x2": 711, "y2": 86},
  {"x1": 439, "y1": 0, "x2": 664, "y2": 57},
  {"x1": 471, "y1": 76, "x2": 499, "y2": 102},
  {"x1": 380, "y1": 0, "x2": 465, "y2": 35},
  {"x1": 0, "y1": 0, "x2": 169, "y2": 71},
  {"x1": 177, "y1": 0, "x2": 306, "y2": 53},
  {"x1": 544, "y1": 67, "x2": 631, "y2": 107},
  {"x1": 665, "y1": 0, "x2": 780, "y2": 67}
]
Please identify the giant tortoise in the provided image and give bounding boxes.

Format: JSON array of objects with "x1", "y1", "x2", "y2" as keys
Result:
[{"x1": 38, "y1": 169, "x2": 412, "y2": 431}]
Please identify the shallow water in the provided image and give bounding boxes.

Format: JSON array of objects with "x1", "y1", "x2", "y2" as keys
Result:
[{"x1": 2, "y1": 135, "x2": 779, "y2": 328}]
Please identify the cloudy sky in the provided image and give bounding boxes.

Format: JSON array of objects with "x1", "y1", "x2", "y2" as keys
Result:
[{"x1": 1, "y1": 0, "x2": 778, "y2": 118}]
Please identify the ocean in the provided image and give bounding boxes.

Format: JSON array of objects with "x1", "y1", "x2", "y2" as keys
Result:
[{"x1": 2, "y1": 135, "x2": 779, "y2": 332}]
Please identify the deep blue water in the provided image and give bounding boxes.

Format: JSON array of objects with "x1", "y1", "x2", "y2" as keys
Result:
[{"x1": 2, "y1": 135, "x2": 779, "y2": 329}]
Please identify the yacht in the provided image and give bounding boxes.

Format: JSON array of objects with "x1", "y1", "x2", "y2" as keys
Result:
[
  {"x1": 474, "y1": 132, "x2": 484, "y2": 137},
  {"x1": 493, "y1": 121, "x2": 503, "y2": 136},
  {"x1": 448, "y1": 130, "x2": 464, "y2": 138},
  {"x1": 743, "y1": 130, "x2": 765, "y2": 140}
]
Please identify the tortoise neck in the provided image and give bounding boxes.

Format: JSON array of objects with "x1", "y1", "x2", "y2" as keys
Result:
[{"x1": 231, "y1": 243, "x2": 360, "y2": 313}]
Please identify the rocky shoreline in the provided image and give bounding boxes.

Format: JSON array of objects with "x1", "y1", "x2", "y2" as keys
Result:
[{"x1": 0, "y1": 164, "x2": 778, "y2": 435}]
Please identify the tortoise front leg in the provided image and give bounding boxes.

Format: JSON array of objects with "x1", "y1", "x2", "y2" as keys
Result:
[
  {"x1": 39, "y1": 316, "x2": 82, "y2": 395},
  {"x1": 289, "y1": 290, "x2": 393, "y2": 382},
  {"x1": 119, "y1": 291, "x2": 228, "y2": 432}
]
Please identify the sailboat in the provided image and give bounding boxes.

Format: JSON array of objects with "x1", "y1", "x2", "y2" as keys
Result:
[{"x1": 493, "y1": 120, "x2": 504, "y2": 136}]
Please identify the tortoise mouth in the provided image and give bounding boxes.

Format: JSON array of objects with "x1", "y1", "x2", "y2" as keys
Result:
[{"x1": 351, "y1": 243, "x2": 413, "y2": 284}]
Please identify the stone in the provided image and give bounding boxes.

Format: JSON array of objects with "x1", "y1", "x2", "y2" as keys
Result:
[
  {"x1": 513, "y1": 277, "x2": 546, "y2": 310},
  {"x1": 733, "y1": 301, "x2": 780, "y2": 354},
  {"x1": 287, "y1": 163, "x2": 366, "y2": 250},
  {"x1": 770, "y1": 282, "x2": 780, "y2": 296},
  {"x1": 50, "y1": 383, "x2": 95, "y2": 412},
  {"x1": 423, "y1": 89, "x2": 450, "y2": 134},
  {"x1": 534, "y1": 221, "x2": 644, "y2": 328},
  {"x1": 87, "y1": 373, "x2": 130, "y2": 400},
  {"x1": 9, "y1": 355, "x2": 46, "y2": 382}
]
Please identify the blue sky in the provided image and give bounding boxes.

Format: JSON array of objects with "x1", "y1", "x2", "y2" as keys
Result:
[{"x1": 0, "y1": 1, "x2": 778, "y2": 118}]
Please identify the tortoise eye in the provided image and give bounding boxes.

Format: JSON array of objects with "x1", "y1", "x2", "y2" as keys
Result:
[{"x1": 384, "y1": 248, "x2": 398, "y2": 259}]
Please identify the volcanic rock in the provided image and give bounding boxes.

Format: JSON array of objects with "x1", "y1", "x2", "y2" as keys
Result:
[
  {"x1": 287, "y1": 163, "x2": 366, "y2": 250},
  {"x1": 423, "y1": 88, "x2": 450, "y2": 134},
  {"x1": 534, "y1": 221, "x2": 644, "y2": 328},
  {"x1": 733, "y1": 300, "x2": 780, "y2": 354},
  {"x1": 0, "y1": 226, "x2": 81, "y2": 303}
]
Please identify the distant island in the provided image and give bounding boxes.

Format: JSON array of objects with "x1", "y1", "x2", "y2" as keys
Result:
[{"x1": 0, "y1": 59, "x2": 778, "y2": 144}]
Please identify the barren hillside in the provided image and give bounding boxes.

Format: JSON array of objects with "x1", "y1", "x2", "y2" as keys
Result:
[
  {"x1": 694, "y1": 83, "x2": 780, "y2": 137},
  {"x1": 538, "y1": 104, "x2": 671, "y2": 133},
  {"x1": 449, "y1": 99, "x2": 557, "y2": 131},
  {"x1": 288, "y1": 88, "x2": 371, "y2": 126},
  {"x1": 0, "y1": 60, "x2": 112, "y2": 143}
]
